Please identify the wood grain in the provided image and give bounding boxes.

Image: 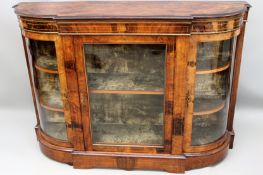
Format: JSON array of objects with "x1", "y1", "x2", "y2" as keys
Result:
[{"x1": 14, "y1": 1, "x2": 250, "y2": 19}]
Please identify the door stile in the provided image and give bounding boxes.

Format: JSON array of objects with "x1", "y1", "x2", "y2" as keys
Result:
[
  {"x1": 163, "y1": 37, "x2": 175, "y2": 153},
  {"x1": 73, "y1": 36, "x2": 94, "y2": 151},
  {"x1": 171, "y1": 36, "x2": 190, "y2": 154},
  {"x1": 183, "y1": 37, "x2": 198, "y2": 152},
  {"x1": 62, "y1": 36, "x2": 86, "y2": 151}
]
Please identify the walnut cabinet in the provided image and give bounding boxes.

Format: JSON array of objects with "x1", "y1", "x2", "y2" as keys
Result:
[{"x1": 14, "y1": 1, "x2": 250, "y2": 173}]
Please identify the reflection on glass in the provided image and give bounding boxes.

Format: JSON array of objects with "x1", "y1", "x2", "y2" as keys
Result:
[
  {"x1": 90, "y1": 94, "x2": 164, "y2": 145},
  {"x1": 192, "y1": 38, "x2": 234, "y2": 146},
  {"x1": 42, "y1": 123, "x2": 67, "y2": 141},
  {"x1": 36, "y1": 70, "x2": 63, "y2": 109},
  {"x1": 85, "y1": 44, "x2": 165, "y2": 91},
  {"x1": 192, "y1": 107, "x2": 228, "y2": 146},
  {"x1": 194, "y1": 69, "x2": 230, "y2": 112},
  {"x1": 30, "y1": 40, "x2": 57, "y2": 70},
  {"x1": 39, "y1": 109, "x2": 67, "y2": 140},
  {"x1": 197, "y1": 39, "x2": 233, "y2": 70},
  {"x1": 85, "y1": 44, "x2": 166, "y2": 145},
  {"x1": 29, "y1": 39, "x2": 67, "y2": 141}
]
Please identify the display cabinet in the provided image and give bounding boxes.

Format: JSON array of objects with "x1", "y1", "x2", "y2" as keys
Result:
[{"x1": 14, "y1": 1, "x2": 250, "y2": 173}]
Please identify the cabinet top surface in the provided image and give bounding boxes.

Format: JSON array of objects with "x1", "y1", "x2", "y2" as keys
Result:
[{"x1": 14, "y1": 1, "x2": 250, "y2": 20}]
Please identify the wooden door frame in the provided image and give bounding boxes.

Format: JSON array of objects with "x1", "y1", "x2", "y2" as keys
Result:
[{"x1": 73, "y1": 35, "x2": 177, "y2": 154}]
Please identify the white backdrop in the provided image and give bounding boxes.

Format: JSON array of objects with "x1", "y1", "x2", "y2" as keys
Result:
[{"x1": 0, "y1": 1, "x2": 262, "y2": 175}]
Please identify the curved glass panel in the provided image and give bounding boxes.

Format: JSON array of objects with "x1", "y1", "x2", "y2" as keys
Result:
[
  {"x1": 192, "y1": 38, "x2": 234, "y2": 146},
  {"x1": 196, "y1": 39, "x2": 233, "y2": 70},
  {"x1": 32, "y1": 40, "x2": 58, "y2": 70},
  {"x1": 39, "y1": 109, "x2": 67, "y2": 140},
  {"x1": 29, "y1": 40, "x2": 67, "y2": 141},
  {"x1": 192, "y1": 107, "x2": 228, "y2": 146},
  {"x1": 85, "y1": 44, "x2": 166, "y2": 145}
]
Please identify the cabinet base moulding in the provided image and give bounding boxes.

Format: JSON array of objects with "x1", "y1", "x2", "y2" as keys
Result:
[{"x1": 37, "y1": 127, "x2": 230, "y2": 173}]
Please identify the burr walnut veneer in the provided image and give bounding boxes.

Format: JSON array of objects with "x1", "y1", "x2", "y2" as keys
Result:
[{"x1": 14, "y1": 1, "x2": 250, "y2": 173}]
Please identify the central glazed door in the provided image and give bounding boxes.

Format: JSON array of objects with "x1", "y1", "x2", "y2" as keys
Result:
[{"x1": 74, "y1": 35, "x2": 176, "y2": 154}]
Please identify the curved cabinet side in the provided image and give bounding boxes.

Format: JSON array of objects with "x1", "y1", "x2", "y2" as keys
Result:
[
  {"x1": 184, "y1": 29, "x2": 241, "y2": 153},
  {"x1": 22, "y1": 31, "x2": 71, "y2": 147}
]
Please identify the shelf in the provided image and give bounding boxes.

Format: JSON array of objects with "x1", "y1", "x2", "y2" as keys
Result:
[
  {"x1": 196, "y1": 63, "x2": 230, "y2": 75},
  {"x1": 193, "y1": 101, "x2": 225, "y2": 116},
  {"x1": 40, "y1": 102, "x2": 64, "y2": 112},
  {"x1": 196, "y1": 54, "x2": 231, "y2": 71},
  {"x1": 35, "y1": 63, "x2": 58, "y2": 74},
  {"x1": 90, "y1": 89, "x2": 164, "y2": 95}
]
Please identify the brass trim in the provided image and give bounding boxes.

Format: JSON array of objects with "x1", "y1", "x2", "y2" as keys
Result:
[{"x1": 191, "y1": 28, "x2": 240, "y2": 35}]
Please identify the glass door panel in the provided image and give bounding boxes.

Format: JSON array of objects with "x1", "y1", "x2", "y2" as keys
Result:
[{"x1": 84, "y1": 44, "x2": 166, "y2": 145}]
